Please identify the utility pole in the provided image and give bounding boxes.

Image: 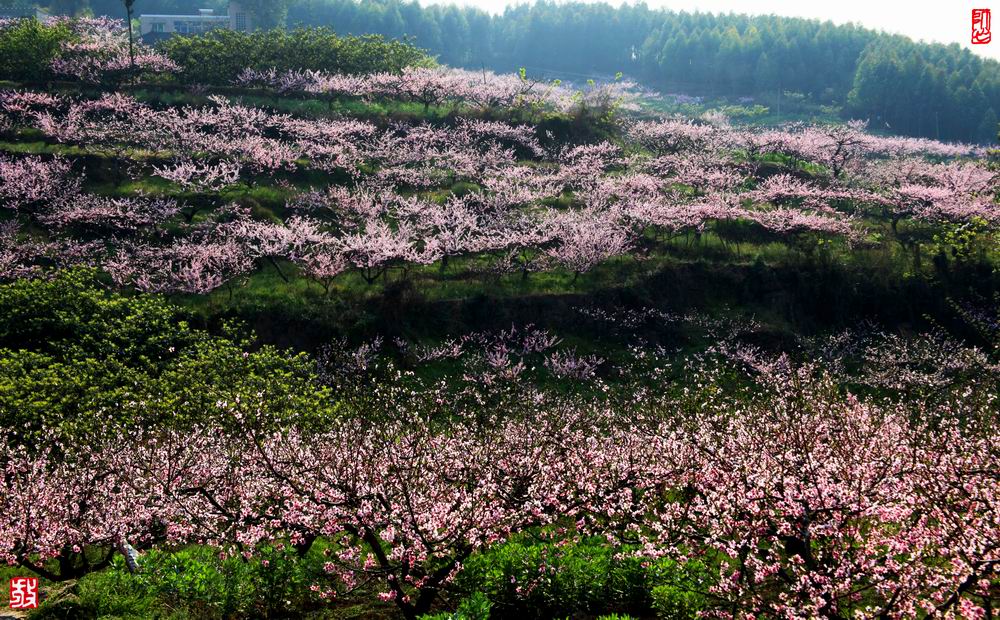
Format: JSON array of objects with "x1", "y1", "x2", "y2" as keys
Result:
[{"x1": 123, "y1": 0, "x2": 136, "y2": 76}]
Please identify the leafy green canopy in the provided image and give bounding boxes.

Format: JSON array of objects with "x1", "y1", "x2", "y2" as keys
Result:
[
  {"x1": 0, "y1": 270, "x2": 336, "y2": 444},
  {"x1": 0, "y1": 18, "x2": 73, "y2": 82},
  {"x1": 158, "y1": 27, "x2": 433, "y2": 85}
]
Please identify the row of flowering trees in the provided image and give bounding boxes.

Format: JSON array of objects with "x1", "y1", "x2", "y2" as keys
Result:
[
  {"x1": 2, "y1": 323, "x2": 998, "y2": 618},
  {"x1": 0, "y1": 87, "x2": 996, "y2": 294},
  {"x1": 237, "y1": 65, "x2": 651, "y2": 115}
]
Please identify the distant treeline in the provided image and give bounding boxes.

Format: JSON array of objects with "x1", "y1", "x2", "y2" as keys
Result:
[{"x1": 36, "y1": 0, "x2": 1000, "y2": 143}]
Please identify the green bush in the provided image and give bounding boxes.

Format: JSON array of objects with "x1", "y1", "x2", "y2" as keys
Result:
[
  {"x1": 421, "y1": 591, "x2": 492, "y2": 620},
  {"x1": 134, "y1": 544, "x2": 339, "y2": 618},
  {"x1": 22, "y1": 545, "x2": 337, "y2": 620},
  {"x1": 651, "y1": 583, "x2": 705, "y2": 620},
  {"x1": 158, "y1": 27, "x2": 432, "y2": 86},
  {"x1": 0, "y1": 270, "x2": 337, "y2": 443},
  {"x1": 136, "y1": 547, "x2": 263, "y2": 618},
  {"x1": 0, "y1": 268, "x2": 197, "y2": 364},
  {"x1": 455, "y1": 534, "x2": 707, "y2": 619},
  {"x1": 72, "y1": 566, "x2": 164, "y2": 619},
  {"x1": 0, "y1": 18, "x2": 73, "y2": 82}
]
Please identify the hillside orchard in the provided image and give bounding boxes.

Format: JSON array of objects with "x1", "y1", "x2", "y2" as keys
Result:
[{"x1": 0, "y1": 15, "x2": 998, "y2": 620}]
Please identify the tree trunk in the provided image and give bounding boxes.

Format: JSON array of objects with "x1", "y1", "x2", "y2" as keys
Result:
[{"x1": 267, "y1": 256, "x2": 289, "y2": 283}]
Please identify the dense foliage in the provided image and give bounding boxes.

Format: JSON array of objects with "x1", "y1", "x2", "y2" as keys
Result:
[
  {"x1": 0, "y1": 270, "x2": 335, "y2": 444},
  {"x1": 157, "y1": 27, "x2": 432, "y2": 86},
  {"x1": 847, "y1": 35, "x2": 1000, "y2": 144},
  {"x1": 0, "y1": 17, "x2": 72, "y2": 82}
]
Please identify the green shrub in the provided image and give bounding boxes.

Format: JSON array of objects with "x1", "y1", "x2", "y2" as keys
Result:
[
  {"x1": 20, "y1": 545, "x2": 329, "y2": 619},
  {"x1": 73, "y1": 566, "x2": 164, "y2": 619},
  {"x1": 457, "y1": 535, "x2": 646, "y2": 618},
  {"x1": 0, "y1": 268, "x2": 197, "y2": 364},
  {"x1": 456, "y1": 534, "x2": 713, "y2": 619},
  {"x1": 421, "y1": 591, "x2": 492, "y2": 620},
  {"x1": 129, "y1": 544, "x2": 331, "y2": 619},
  {"x1": 0, "y1": 270, "x2": 336, "y2": 443},
  {"x1": 136, "y1": 547, "x2": 259, "y2": 617},
  {"x1": 651, "y1": 583, "x2": 704, "y2": 620},
  {"x1": 158, "y1": 27, "x2": 432, "y2": 86},
  {"x1": 0, "y1": 18, "x2": 73, "y2": 82}
]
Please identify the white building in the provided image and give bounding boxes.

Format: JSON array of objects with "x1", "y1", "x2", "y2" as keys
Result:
[{"x1": 140, "y1": 2, "x2": 253, "y2": 40}]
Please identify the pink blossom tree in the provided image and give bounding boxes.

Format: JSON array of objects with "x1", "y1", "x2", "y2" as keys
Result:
[
  {"x1": 339, "y1": 219, "x2": 419, "y2": 284},
  {"x1": 106, "y1": 238, "x2": 253, "y2": 295},
  {"x1": 544, "y1": 209, "x2": 633, "y2": 281},
  {"x1": 0, "y1": 154, "x2": 80, "y2": 213},
  {"x1": 49, "y1": 17, "x2": 177, "y2": 85}
]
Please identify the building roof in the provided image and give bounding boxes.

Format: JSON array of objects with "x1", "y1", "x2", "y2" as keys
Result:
[{"x1": 140, "y1": 14, "x2": 229, "y2": 20}]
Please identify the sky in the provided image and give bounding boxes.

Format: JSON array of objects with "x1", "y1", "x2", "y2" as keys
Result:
[{"x1": 422, "y1": 0, "x2": 1000, "y2": 62}]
